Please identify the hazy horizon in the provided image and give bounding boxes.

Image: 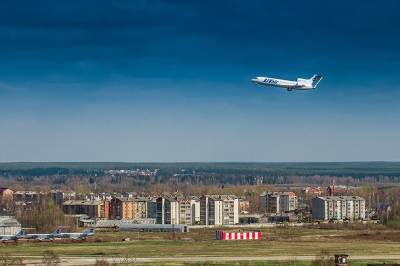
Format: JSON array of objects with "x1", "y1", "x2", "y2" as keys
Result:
[{"x1": 1, "y1": 161, "x2": 400, "y2": 164}]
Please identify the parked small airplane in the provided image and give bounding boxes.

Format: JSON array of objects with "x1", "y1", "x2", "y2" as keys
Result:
[
  {"x1": 58, "y1": 228, "x2": 95, "y2": 240},
  {"x1": 21, "y1": 229, "x2": 61, "y2": 240},
  {"x1": 0, "y1": 230, "x2": 23, "y2": 241},
  {"x1": 251, "y1": 74, "x2": 323, "y2": 91}
]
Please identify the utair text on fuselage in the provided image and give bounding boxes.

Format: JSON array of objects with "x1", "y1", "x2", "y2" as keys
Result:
[{"x1": 251, "y1": 74, "x2": 323, "y2": 91}]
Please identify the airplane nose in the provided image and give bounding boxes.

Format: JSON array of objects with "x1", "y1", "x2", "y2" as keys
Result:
[{"x1": 251, "y1": 78, "x2": 258, "y2": 83}]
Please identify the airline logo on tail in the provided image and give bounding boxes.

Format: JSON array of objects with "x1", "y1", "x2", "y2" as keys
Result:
[{"x1": 311, "y1": 75, "x2": 323, "y2": 88}]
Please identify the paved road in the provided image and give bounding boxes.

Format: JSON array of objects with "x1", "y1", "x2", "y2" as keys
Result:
[{"x1": 22, "y1": 255, "x2": 400, "y2": 265}]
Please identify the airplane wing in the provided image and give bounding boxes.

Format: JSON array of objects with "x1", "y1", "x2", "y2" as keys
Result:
[{"x1": 33, "y1": 234, "x2": 52, "y2": 240}]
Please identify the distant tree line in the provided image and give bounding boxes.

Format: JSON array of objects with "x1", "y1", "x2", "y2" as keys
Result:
[{"x1": 2, "y1": 162, "x2": 400, "y2": 177}]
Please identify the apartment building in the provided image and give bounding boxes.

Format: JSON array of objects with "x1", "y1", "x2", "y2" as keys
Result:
[
  {"x1": 156, "y1": 196, "x2": 200, "y2": 225},
  {"x1": 312, "y1": 196, "x2": 366, "y2": 221},
  {"x1": 191, "y1": 197, "x2": 201, "y2": 224},
  {"x1": 260, "y1": 192, "x2": 297, "y2": 214},
  {"x1": 156, "y1": 196, "x2": 180, "y2": 224},
  {"x1": 110, "y1": 197, "x2": 149, "y2": 220},
  {"x1": 148, "y1": 198, "x2": 158, "y2": 219},
  {"x1": 179, "y1": 199, "x2": 193, "y2": 225},
  {"x1": 200, "y1": 195, "x2": 239, "y2": 225},
  {"x1": 280, "y1": 192, "x2": 297, "y2": 212}
]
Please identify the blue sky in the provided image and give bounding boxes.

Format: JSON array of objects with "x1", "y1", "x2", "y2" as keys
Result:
[{"x1": 0, "y1": 0, "x2": 399, "y2": 162}]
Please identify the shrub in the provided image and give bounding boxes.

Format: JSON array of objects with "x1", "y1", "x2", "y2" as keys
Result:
[
  {"x1": 41, "y1": 250, "x2": 60, "y2": 266},
  {"x1": 311, "y1": 250, "x2": 334, "y2": 266}
]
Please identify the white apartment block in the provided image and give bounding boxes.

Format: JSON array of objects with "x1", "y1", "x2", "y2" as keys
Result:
[
  {"x1": 156, "y1": 196, "x2": 200, "y2": 225},
  {"x1": 312, "y1": 196, "x2": 366, "y2": 221},
  {"x1": 260, "y1": 192, "x2": 297, "y2": 214},
  {"x1": 156, "y1": 196, "x2": 180, "y2": 224},
  {"x1": 200, "y1": 195, "x2": 239, "y2": 225},
  {"x1": 179, "y1": 199, "x2": 193, "y2": 225},
  {"x1": 191, "y1": 198, "x2": 201, "y2": 224}
]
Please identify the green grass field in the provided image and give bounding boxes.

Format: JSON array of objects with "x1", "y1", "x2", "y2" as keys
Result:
[
  {"x1": 1, "y1": 227, "x2": 399, "y2": 259},
  {"x1": 2, "y1": 239, "x2": 398, "y2": 257},
  {"x1": 144, "y1": 262, "x2": 400, "y2": 266}
]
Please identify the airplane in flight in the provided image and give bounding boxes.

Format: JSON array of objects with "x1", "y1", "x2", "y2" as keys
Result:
[
  {"x1": 0, "y1": 230, "x2": 23, "y2": 241},
  {"x1": 251, "y1": 74, "x2": 323, "y2": 91},
  {"x1": 58, "y1": 228, "x2": 95, "y2": 240}
]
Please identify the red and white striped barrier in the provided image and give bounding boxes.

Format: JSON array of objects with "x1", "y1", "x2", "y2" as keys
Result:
[{"x1": 215, "y1": 230, "x2": 262, "y2": 240}]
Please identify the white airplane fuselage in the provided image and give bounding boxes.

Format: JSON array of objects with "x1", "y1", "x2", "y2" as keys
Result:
[
  {"x1": 0, "y1": 234, "x2": 19, "y2": 241},
  {"x1": 251, "y1": 75, "x2": 322, "y2": 91},
  {"x1": 23, "y1": 233, "x2": 56, "y2": 240},
  {"x1": 59, "y1": 228, "x2": 95, "y2": 240}
]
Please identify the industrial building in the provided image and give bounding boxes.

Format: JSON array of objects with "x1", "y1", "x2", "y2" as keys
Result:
[
  {"x1": 312, "y1": 196, "x2": 366, "y2": 221},
  {"x1": 94, "y1": 219, "x2": 187, "y2": 232},
  {"x1": 119, "y1": 223, "x2": 189, "y2": 233},
  {"x1": 260, "y1": 192, "x2": 297, "y2": 214},
  {"x1": 63, "y1": 200, "x2": 110, "y2": 219},
  {"x1": 200, "y1": 195, "x2": 239, "y2": 225},
  {"x1": 13, "y1": 191, "x2": 46, "y2": 203},
  {"x1": 95, "y1": 219, "x2": 156, "y2": 231}
]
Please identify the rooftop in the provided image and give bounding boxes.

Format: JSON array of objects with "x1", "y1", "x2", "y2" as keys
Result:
[
  {"x1": 114, "y1": 197, "x2": 151, "y2": 202},
  {"x1": 0, "y1": 216, "x2": 21, "y2": 227},
  {"x1": 63, "y1": 200, "x2": 104, "y2": 206},
  {"x1": 315, "y1": 196, "x2": 365, "y2": 201},
  {"x1": 260, "y1": 191, "x2": 296, "y2": 197},
  {"x1": 203, "y1": 195, "x2": 238, "y2": 200}
]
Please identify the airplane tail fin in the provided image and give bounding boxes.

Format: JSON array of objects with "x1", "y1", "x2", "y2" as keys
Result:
[
  {"x1": 84, "y1": 228, "x2": 95, "y2": 235},
  {"x1": 52, "y1": 228, "x2": 61, "y2": 236},
  {"x1": 309, "y1": 74, "x2": 323, "y2": 88}
]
